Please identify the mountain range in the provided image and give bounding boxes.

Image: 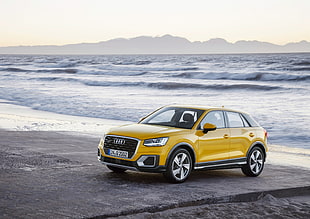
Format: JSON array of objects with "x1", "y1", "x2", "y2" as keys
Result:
[{"x1": 1, "y1": 35, "x2": 309, "y2": 54}]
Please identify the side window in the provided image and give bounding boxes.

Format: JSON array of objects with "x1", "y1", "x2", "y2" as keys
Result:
[
  {"x1": 226, "y1": 112, "x2": 244, "y2": 128},
  {"x1": 199, "y1": 111, "x2": 225, "y2": 129}
]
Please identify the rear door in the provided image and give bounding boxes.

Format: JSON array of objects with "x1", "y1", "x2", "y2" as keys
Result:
[{"x1": 225, "y1": 111, "x2": 255, "y2": 159}]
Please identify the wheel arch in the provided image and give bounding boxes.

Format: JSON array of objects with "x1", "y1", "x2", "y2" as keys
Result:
[
  {"x1": 247, "y1": 141, "x2": 267, "y2": 161},
  {"x1": 166, "y1": 142, "x2": 196, "y2": 169}
]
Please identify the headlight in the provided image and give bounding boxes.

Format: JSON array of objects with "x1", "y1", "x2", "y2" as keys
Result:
[
  {"x1": 144, "y1": 137, "x2": 169, "y2": 147},
  {"x1": 98, "y1": 134, "x2": 106, "y2": 147}
]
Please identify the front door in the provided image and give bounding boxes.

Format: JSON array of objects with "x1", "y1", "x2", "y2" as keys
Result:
[{"x1": 197, "y1": 111, "x2": 230, "y2": 163}]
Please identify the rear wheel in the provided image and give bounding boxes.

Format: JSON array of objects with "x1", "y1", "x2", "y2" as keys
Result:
[
  {"x1": 107, "y1": 165, "x2": 127, "y2": 173},
  {"x1": 242, "y1": 146, "x2": 265, "y2": 177},
  {"x1": 163, "y1": 148, "x2": 192, "y2": 183}
]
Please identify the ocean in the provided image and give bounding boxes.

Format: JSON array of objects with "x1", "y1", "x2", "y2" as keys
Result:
[{"x1": 0, "y1": 53, "x2": 309, "y2": 149}]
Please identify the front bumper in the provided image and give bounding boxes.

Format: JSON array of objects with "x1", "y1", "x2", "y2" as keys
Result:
[{"x1": 98, "y1": 150, "x2": 166, "y2": 173}]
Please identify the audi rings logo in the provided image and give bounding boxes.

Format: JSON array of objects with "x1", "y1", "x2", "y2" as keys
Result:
[{"x1": 114, "y1": 138, "x2": 126, "y2": 145}]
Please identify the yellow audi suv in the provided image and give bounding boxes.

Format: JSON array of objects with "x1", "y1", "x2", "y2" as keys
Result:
[{"x1": 98, "y1": 105, "x2": 268, "y2": 183}]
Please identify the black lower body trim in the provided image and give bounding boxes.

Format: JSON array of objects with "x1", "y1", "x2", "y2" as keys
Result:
[{"x1": 195, "y1": 157, "x2": 247, "y2": 170}]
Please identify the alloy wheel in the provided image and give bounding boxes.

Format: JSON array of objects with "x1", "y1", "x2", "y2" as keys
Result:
[
  {"x1": 249, "y1": 149, "x2": 263, "y2": 174},
  {"x1": 172, "y1": 152, "x2": 191, "y2": 181}
]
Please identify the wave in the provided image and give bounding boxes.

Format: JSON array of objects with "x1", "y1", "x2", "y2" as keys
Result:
[
  {"x1": 80, "y1": 79, "x2": 282, "y2": 91},
  {"x1": 291, "y1": 61, "x2": 310, "y2": 66},
  {"x1": 37, "y1": 68, "x2": 78, "y2": 74},
  {"x1": 83, "y1": 80, "x2": 142, "y2": 87},
  {"x1": 78, "y1": 70, "x2": 149, "y2": 76},
  {"x1": 33, "y1": 74, "x2": 282, "y2": 91},
  {"x1": 95, "y1": 64, "x2": 199, "y2": 73},
  {"x1": 112, "y1": 60, "x2": 153, "y2": 65},
  {"x1": 33, "y1": 76, "x2": 80, "y2": 83},
  {"x1": 289, "y1": 67, "x2": 310, "y2": 72},
  {"x1": 30, "y1": 67, "x2": 310, "y2": 81},
  {"x1": 47, "y1": 67, "x2": 308, "y2": 81},
  {"x1": 31, "y1": 72, "x2": 284, "y2": 91},
  {"x1": 173, "y1": 72, "x2": 310, "y2": 82},
  {"x1": 0, "y1": 67, "x2": 30, "y2": 72},
  {"x1": 35, "y1": 62, "x2": 77, "y2": 68},
  {"x1": 158, "y1": 67, "x2": 199, "y2": 72},
  {"x1": 147, "y1": 82, "x2": 281, "y2": 91},
  {"x1": 3, "y1": 66, "x2": 149, "y2": 76},
  {"x1": 0, "y1": 67, "x2": 78, "y2": 74}
]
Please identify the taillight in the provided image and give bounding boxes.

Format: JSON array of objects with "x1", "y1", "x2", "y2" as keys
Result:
[{"x1": 264, "y1": 129, "x2": 268, "y2": 138}]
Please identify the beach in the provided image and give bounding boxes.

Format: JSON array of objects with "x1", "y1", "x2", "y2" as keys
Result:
[{"x1": 0, "y1": 101, "x2": 310, "y2": 218}]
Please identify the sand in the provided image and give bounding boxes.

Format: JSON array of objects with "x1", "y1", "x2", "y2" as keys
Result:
[{"x1": 115, "y1": 194, "x2": 310, "y2": 218}]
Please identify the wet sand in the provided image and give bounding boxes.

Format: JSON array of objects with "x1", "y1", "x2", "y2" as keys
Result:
[{"x1": 116, "y1": 194, "x2": 310, "y2": 219}]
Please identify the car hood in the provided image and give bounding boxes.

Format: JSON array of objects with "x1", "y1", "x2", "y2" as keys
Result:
[{"x1": 107, "y1": 123, "x2": 188, "y2": 139}]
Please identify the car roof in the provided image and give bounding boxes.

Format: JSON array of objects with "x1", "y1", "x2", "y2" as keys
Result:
[{"x1": 165, "y1": 105, "x2": 246, "y2": 114}]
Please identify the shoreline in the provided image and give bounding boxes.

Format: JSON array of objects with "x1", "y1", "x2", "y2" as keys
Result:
[
  {"x1": 0, "y1": 100, "x2": 309, "y2": 170},
  {"x1": 0, "y1": 99, "x2": 129, "y2": 137}
]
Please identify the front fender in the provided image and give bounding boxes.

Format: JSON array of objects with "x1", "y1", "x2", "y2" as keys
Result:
[{"x1": 165, "y1": 142, "x2": 196, "y2": 168}]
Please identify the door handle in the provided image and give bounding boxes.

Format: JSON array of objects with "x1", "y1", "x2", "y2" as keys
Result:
[
  {"x1": 223, "y1": 134, "x2": 229, "y2": 139},
  {"x1": 249, "y1": 133, "x2": 255, "y2": 137}
]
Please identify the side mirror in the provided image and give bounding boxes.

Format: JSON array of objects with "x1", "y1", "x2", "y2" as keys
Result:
[{"x1": 203, "y1": 123, "x2": 217, "y2": 134}]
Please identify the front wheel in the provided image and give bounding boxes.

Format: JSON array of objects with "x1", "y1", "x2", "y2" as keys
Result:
[
  {"x1": 163, "y1": 148, "x2": 192, "y2": 183},
  {"x1": 242, "y1": 147, "x2": 265, "y2": 177}
]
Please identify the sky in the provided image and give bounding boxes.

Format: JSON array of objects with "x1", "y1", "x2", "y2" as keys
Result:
[{"x1": 1, "y1": 0, "x2": 310, "y2": 47}]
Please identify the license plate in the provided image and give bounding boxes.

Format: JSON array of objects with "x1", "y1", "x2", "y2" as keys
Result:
[{"x1": 108, "y1": 149, "x2": 129, "y2": 158}]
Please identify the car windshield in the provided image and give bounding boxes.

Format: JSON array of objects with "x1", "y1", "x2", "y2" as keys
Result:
[{"x1": 141, "y1": 107, "x2": 205, "y2": 129}]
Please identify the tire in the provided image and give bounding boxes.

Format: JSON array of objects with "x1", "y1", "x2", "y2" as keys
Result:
[
  {"x1": 107, "y1": 165, "x2": 127, "y2": 173},
  {"x1": 163, "y1": 148, "x2": 192, "y2": 183},
  {"x1": 242, "y1": 146, "x2": 265, "y2": 177}
]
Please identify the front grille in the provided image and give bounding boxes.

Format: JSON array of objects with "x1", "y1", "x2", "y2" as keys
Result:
[{"x1": 103, "y1": 135, "x2": 139, "y2": 159}]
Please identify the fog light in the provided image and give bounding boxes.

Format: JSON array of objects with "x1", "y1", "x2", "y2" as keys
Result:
[
  {"x1": 98, "y1": 149, "x2": 103, "y2": 161},
  {"x1": 137, "y1": 155, "x2": 157, "y2": 167}
]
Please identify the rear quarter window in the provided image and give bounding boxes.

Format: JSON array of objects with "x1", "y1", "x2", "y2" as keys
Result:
[{"x1": 242, "y1": 113, "x2": 260, "y2": 127}]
